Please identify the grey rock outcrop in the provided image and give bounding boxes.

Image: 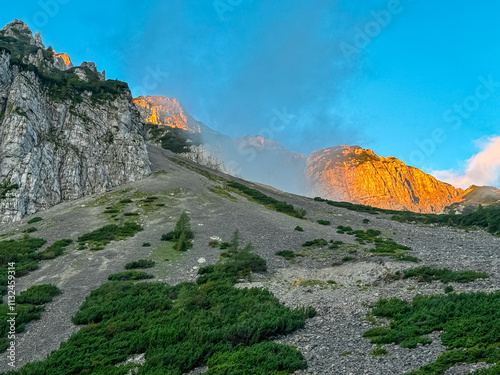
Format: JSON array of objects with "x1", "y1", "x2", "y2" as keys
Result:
[{"x1": 0, "y1": 20, "x2": 151, "y2": 222}]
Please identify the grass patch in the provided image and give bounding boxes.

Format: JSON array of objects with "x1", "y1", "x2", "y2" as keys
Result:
[
  {"x1": 27, "y1": 217, "x2": 43, "y2": 224},
  {"x1": 399, "y1": 266, "x2": 489, "y2": 283},
  {"x1": 364, "y1": 291, "x2": 500, "y2": 374},
  {"x1": 342, "y1": 256, "x2": 356, "y2": 262},
  {"x1": 228, "y1": 181, "x2": 306, "y2": 219},
  {"x1": 23, "y1": 227, "x2": 37, "y2": 233},
  {"x1": 107, "y1": 271, "x2": 154, "y2": 281},
  {"x1": 317, "y1": 220, "x2": 331, "y2": 226},
  {"x1": 124, "y1": 259, "x2": 155, "y2": 270},
  {"x1": 77, "y1": 222, "x2": 143, "y2": 250},
  {"x1": 7, "y1": 235, "x2": 315, "y2": 374}
]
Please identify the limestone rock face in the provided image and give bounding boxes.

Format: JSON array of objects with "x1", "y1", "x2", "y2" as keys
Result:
[
  {"x1": 0, "y1": 20, "x2": 151, "y2": 222},
  {"x1": 134, "y1": 95, "x2": 209, "y2": 133},
  {"x1": 306, "y1": 146, "x2": 464, "y2": 213}
]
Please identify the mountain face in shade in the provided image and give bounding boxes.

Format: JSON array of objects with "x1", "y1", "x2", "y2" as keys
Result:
[
  {"x1": 305, "y1": 146, "x2": 465, "y2": 213},
  {"x1": 0, "y1": 20, "x2": 151, "y2": 222}
]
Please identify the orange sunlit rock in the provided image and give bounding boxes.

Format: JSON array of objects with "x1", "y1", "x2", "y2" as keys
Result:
[
  {"x1": 306, "y1": 145, "x2": 466, "y2": 213},
  {"x1": 133, "y1": 96, "x2": 199, "y2": 132},
  {"x1": 54, "y1": 52, "x2": 72, "y2": 66}
]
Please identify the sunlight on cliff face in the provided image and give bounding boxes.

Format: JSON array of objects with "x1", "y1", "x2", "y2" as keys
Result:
[
  {"x1": 433, "y1": 136, "x2": 500, "y2": 189},
  {"x1": 133, "y1": 96, "x2": 193, "y2": 131}
]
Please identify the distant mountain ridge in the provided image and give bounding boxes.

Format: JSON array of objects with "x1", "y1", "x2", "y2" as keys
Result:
[{"x1": 135, "y1": 96, "x2": 500, "y2": 213}]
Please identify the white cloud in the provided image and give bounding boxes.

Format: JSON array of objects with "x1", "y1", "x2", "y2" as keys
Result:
[{"x1": 433, "y1": 136, "x2": 500, "y2": 189}]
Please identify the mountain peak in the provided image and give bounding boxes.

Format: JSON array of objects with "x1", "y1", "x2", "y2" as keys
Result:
[
  {"x1": 1, "y1": 19, "x2": 32, "y2": 35},
  {"x1": 307, "y1": 146, "x2": 463, "y2": 213},
  {"x1": 134, "y1": 95, "x2": 203, "y2": 133}
]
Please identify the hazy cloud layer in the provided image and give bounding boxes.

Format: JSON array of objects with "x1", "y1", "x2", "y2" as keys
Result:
[{"x1": 433, "y1": 136, "x2": 500, "y2": 189}]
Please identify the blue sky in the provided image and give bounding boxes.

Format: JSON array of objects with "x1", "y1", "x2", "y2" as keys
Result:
[{"x1": 2, "y1": 1, "x2": 500, "y2": 185}]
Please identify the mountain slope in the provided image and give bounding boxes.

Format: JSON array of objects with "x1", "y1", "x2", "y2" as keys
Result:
[
  {"x1": 306, "y1": 146, "x2": 464, "y2": 213},
  {"x1": 0, "y1": 20, "x2": 151, "y2": 222}
]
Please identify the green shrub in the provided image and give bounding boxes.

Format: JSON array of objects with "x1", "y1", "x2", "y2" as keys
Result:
[
  {"x1": 77, "y1": 222, "x2": 143, "y2": 250},
  {"x1": 27, "y1": 217, "x2": 43, "y2": 224},
  {"x1": 317, "y1": 220, "x2": 331, "y2": 226},
  {"x1": 364, "y1": 291, "x2": 500, "y2": 373},
  {"x1": 161, "y1": 212, "x2": 194, "y2": 251},
  {"x1": 123, "y1": 212, "x2": 139, "y2": 216},
  {"x1": 294, "y1": 226, "x2": 304, "y2": 232},
  {"x1": 207, "y1": 342, "x2": 307, "y2": 374},
  {"x1": 24, "y1": 227, "x2": 37, "y2": 233},
  {"x1": 17, "y1": 284, "x2": 61, "y2": 305},
  {"x1": 362, "y1": 219, "x2": 370, "y2": 224},
  {"x1": 209, "y1": 239, "x2": 220, "y2": 248},
  {"x1": 302, "y1": 239, "x2": 328, "y2": 247},
  {"x1": 142, "y1": 242, "x2": 151, "y2": 247},
  {"x1": 342, "y1": 256, "x2": 355, "y2": 262},
  {"x1": 444, "y1": 285, "x2": 454, "y2": 293},
  {"x1": 6, "y1": 238, "x2": 315, "y2": 373},
  {"x1": 34, "y1": 239, "x2": 73, "y2": 260},
  {"x1": 107, "y1": 271, "x2": 154, "y2": 281},
  {"x1": 119, "y1": 199, "x2": 133, "y2": 204},
  {"x1": 402, "y1": 266, "x2": 489, "y2": 283},
  {"x1": 371, "y1": 346, "x2": 387, "y2": 356},
  {"x1": 0, "y1": 237, "x2": 47, "y2": 295},
  {"x1": 219, "y1": 242, "x2": 231, "y2": 249},
  {"x1": 227, "y1": 181, "x2": 306, "y2": 219},
  {"x1": 276, "y1": 250, "x2": 296, "y2": 260},
  {"x1": 124, "y1": 259, "x2": 155, "y2": 270}
]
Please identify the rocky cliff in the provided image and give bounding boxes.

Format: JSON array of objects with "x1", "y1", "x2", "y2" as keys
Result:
[
  {"x1": 0, "y1": 20, "x2": 151, "y2": 222},
  {"x1": 306, "y1": 146, "x2": 465, "y2": 213},
  {"x1": 133, "y1": 95, "x2": 211, "y2": 133}
]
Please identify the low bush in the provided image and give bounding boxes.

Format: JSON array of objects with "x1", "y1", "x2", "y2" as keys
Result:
[
  {"x1": 401, "y1": 266, "x2": 489, "y2": 283},
  {"x1": 294, "y1": 226, "x2": 304, "y2": 232},
  {"x1": 27, "y1": 217, "x2": 43, "y2": 224},
  {"x1": 34, "y1": 239, "x2": 73, "y2": 260},
  {"x1": 276, "y1": 250, "x2": 296, "y2": 260},
  {"x1": 302, "y1": 239, "x2": 328, "y2": 247},
  {"x1": 142, "y1": 242, "x2": 151, "y2": 247},
  {"x1": 228, "y1": 181, "x2": 306, "y2": 219},
  {"x1": 107, "y1": 271, "x2": 154, "y2": 281},
  {"x1": 24, "y1": 227, "x2": 37, "y2": 233},
  {"x1": 207, "y1": 342, "x2": 307, "y2": 374},
  {"x1": 17, "y1": 284, "x2": 61, "y2": 305},
  {"x1": 124, "y1": 259, "x2": 155, "y2": 270},
  {"x1": 77, "y1": 222, "x2": 143, "y2": 250},
  {"x1": 317, "y1": 220, "x2": 331, "y2": 226},
  {"x1": 0, "y1": 237, "x2": 47, "y2": 295},
  {"x1": 364, "y1": 291, "x2": 500, "y2": 374},
  {"x1": 7, "y1": 232, "x2": 316, "y2": 374}
]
